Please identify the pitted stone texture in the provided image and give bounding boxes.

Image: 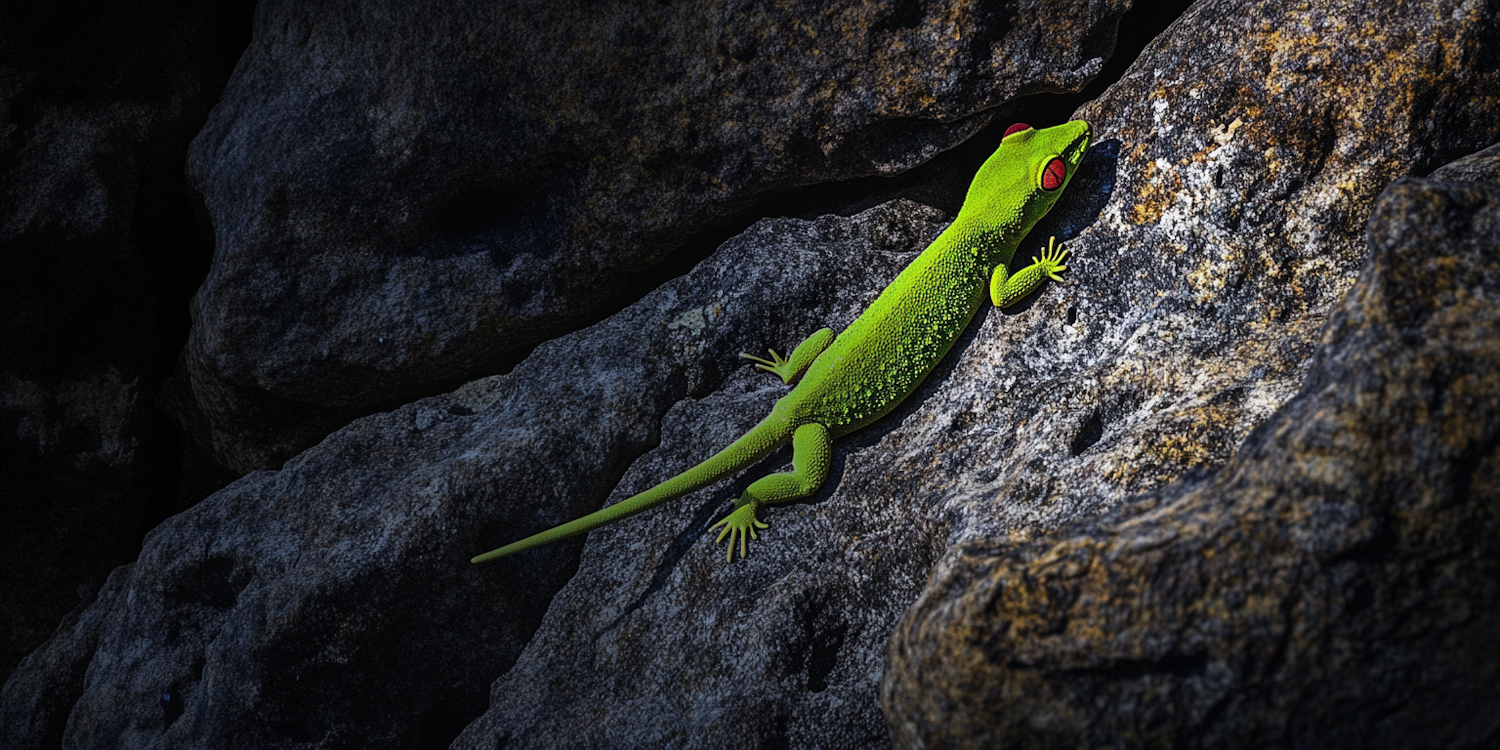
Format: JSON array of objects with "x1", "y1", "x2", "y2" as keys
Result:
[
  {"x1": 182, "y1": 0, "x2": 1131, "y2": 472},
  {"x1": 0, "y1": 201, "x2": 944, "y2": 750},
  {"x1": 455, "y1": 0, "x2": 1499, "y2": 747},
  {"x1": 882, "y1": 173, "x2": 1500, "y2": 750},
  {"x1": 6, "y1": 0, "x2": 1499, "y2": 747}
]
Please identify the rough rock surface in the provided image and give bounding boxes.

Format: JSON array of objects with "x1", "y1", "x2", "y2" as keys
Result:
[
  {"x1": 882, "y1": 165, "x2": 1500, "y2": 749},
  {"x1": 0, "y1": 0, "x2": 251, "y2": 680},
  {"x1": 1432, "y1": 141, "x2": 1500, "y2": 183},
  {"x1": 451, "y1": 1, "x2": 1499, "y2": 748},
  {"x1": 0, "y1": 201, "x2": 943, "y2": 750},
  {"x1": 183, "y1": 0, "x2": 1131, "y2": 472},
  {"x1": 6, "y1": 0, "x2": 1499, "y2": 748}
]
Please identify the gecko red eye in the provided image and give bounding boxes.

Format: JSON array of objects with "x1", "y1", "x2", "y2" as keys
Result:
[
  {"x1": 1041, "y1": 157, "x2": 1067, "y2": 191},
  {"x1": 1003, "y1": 122, "x2": 1031, "y2": 138}
]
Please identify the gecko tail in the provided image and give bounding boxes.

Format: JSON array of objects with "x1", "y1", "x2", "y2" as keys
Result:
[{"x1": 470, "y1": 412, "x2": 792, "y2": 564}]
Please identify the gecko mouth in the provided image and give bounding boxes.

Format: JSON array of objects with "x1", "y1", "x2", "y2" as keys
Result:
[{"x1": 1063, "y1": 123, "x2": 1092, "y2": 166}]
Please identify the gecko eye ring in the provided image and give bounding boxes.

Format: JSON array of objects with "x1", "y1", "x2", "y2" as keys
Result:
[{"x1": 1040, "y1": 157, "x2": 1068, "y2": 191}]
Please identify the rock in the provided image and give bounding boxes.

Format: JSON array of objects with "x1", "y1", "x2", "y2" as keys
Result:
[
  {"x1": 0, "y1": 200, "x2": 946, "y2": 750},
  {"x1": 456, "y1": 0, "x2": 1500, "y2": 747},
  {"x1": 7, "y1": 0, "x2": 1499, "y2": 747},
  {"x1": 881, "y1": 169, "x2": 1500, "y2": 749},
  {"x1": 1432, "y1": 141, "x2": 1500, "y2": 183},
  {"x1": 0, "y1": 0, "x2": 252, "y2": 680},
  {"x1": 0, "y1": 565, "x2": 132, "y2": 749},
  {"x1": 182, "y1": 0, "x2": 1132, "y2": 472}
]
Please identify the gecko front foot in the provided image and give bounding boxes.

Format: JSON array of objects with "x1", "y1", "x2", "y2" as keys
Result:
[
  {"x1": 710, "y1": 501, "x2": 768, "y2": 562},
  {"x1": 1031, "y1": 236, "x2": 1069, "y2": 281},
  {"x1": 740, "y1": 348, "x2": 799, "y2": 384}
]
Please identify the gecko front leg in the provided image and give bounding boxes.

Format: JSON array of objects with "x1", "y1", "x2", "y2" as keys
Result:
[
  {"x1": 739, "y1": 327, "x2": 835, "y2": 384},
  {"x1": 991, "y1": 236, "x2": 1069, "y2": 308}
]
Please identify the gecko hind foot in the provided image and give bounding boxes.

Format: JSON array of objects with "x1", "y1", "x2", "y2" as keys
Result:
[{"x1": 710, "y1": 502, "x2": 768, "y2": 562}]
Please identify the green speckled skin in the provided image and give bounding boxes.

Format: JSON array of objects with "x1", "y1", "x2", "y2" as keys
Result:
[{"x1": 473, "y1": 120, "x2": 1091, "y2": 564}]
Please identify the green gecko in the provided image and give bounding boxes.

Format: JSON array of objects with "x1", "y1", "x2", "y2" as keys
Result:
[{"x1": 473, "y1": 119, "x2": 1091, "y2": 564}]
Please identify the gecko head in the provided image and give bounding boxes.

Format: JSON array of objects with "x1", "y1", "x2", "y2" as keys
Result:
[{"x1": 959, "y1": 119, "x2": 1091, "y2": 237}]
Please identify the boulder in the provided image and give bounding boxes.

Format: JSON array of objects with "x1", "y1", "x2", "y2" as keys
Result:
[
  {"x1": 457, "y1": 0, "x2": 1500, "y2": 746},
  {"x1": 881, "y1": 162, "x2": 1500, "y2": 750},
  {"x1": 0, "y1": 200, "x2": 945, "y2": 749},
  {"x1": 182, "y1": 0, "x2": 1132, "y2": 471},
  {"x1": 5, "y1": 0, "x2": 1498, "y2": 747}
]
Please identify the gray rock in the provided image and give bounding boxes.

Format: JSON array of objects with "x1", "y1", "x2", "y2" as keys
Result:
[
  {"x1": 881, "y1": 171, "x2": 1500, "y2": 750},
  {"x1": 7, "y1": 0, "x2": 1499, "y2": 747},
  {"x1": 182, "y1": 0, "x2": 1132, "y2": 472},
  {"x1": 0, "y1": 200, "x2": 945, "y2": 749},
  {"x1": 456, "y1": 0, "x2": 1500, "y2": 747},
  {"x1": 0, "y1": 0, "x2": 250, "y2": 680},
  {"x1": 1432, "y1": 141, "x2": 1500, "y2": 183}
]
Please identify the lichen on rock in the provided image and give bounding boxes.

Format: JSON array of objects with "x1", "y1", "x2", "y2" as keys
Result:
[
  {"x1": 882, "y1": 160, "x2": 1500, "y2": 750},
  {"x1": 5, "y1": 0, "x2": 1500, "y2": 748}
]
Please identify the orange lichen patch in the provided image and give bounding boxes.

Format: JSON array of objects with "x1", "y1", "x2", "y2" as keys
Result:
[
  {"x1": 1186, "y1": 244, "x2": 1245, "y2": 302},
  {"x1": 1421, "y1": 252, "x2": 1472, "y2": 299},
  {"x1": 1099, "y1": 392, "x2": 1258, "y2": 494},
  {"x1": 1233, "y1": 317, "x2": 1321, "y2": 379},
  {"x1": 1130, "y1": 154, "x2": 1182, "y2": 226},
  {"x1": 1146, "y1": 409, "x2": 1234, "y2": 465},
  {"x1": 1101, "y1": 448, "x2": 1169, "y2": 493}
]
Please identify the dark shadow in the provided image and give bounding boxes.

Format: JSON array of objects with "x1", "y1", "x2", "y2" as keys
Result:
[
  {"x1": 1039, "y1": 138, "x2": 1122, "y2": 240},
  {"x1": 800, "y1": 596, "x2": 848, "y2": 693},
  {"x1": 582, "y1": 0, "x2": 1195, "y2": 330},
  {"x1": 600, "y1": 440, "x2": 795, "y2": 635}
]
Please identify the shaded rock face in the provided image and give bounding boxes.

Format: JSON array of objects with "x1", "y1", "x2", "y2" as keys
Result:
[
  {"x1": 0, "y1": 0, "x2": 253, "y2": 681},
  {"x1": 454, "y1": 2, "x2": 1498, "y2": 749},
  {"x1": 881, "y1": 169, "x2": 1500, "y2": 750},
  {"x1": 1432, "y1": 141, "x2": 1500, "y2": 184},
  {"x1": 0, "y1": 201, "x2": 946, "y2": 750},
  {"x1": 4, "y1": 1, "x2": 1499, "y2": 750},
  {"x1": 183, "y1": 0, "x2": 1132, "y2": 472}
]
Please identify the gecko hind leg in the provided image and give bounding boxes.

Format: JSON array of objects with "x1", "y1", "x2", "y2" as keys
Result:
[
  {"x1": 740, "y1": 327, "x2": 835, "y2": 384},
  {"x1": 711, "y1": 421, "x2": 831, "y2": 561}
]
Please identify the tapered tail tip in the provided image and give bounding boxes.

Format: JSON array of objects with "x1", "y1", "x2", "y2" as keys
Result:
[{"x1": 470, "y1": 548, "x2": 507, "y2": 564}]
